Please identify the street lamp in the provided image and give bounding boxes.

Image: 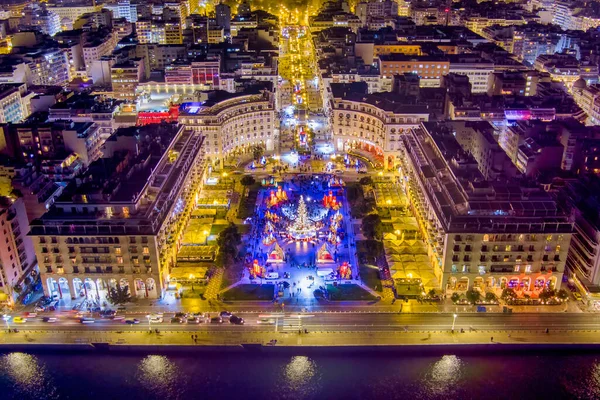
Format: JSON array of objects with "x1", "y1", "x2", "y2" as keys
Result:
[
  {"x1": 3, "y1": 314, "x2": 11, "y2": 331},
  {"x1": 146, "y1": 314, "x2": 151, "y2": 332},
  {"x1": 451, "y1": 313, "x2": 458, "y2": 332}
]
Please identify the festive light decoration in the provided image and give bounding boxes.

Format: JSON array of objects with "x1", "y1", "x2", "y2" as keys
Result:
[
  {"x1": 251, "y1": 259, "x2": 264, "y2": 277},
  {"x1": 338, "y1": 261, "x2": 352, "y2": 279},
  {"x1": 267, "y1": 186, "x2": 288, "y2": 207},
  {"x1": 288, "y1": 195, "x2": 316, "y2": 241},
  {"x1": 263, "y1": 221, "x2": 276, "y2": 245},
  {"x1": 322, "y1": 190, "x2": 340, "y2": 209}
]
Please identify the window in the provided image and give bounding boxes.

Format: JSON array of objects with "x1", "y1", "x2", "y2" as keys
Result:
[
  {"x1": 143, "y1": 247, "x2": 149, "y2": 255},
  {"x1": 514, "y1": 265, "x2": 520, "y2": 272},
  {"x1": 116, "y1": 256, "x2": 123, "y2": 264},
  {"x1": 483, "y1": 234, "x2": 489, "y2": 242},
  {"x1": 451, "y1": 265, "x2": 457, "y2": 273},
  {"x1": 115, "y1": 247, "x2": 121, "y2": 255},
  {"x1": 478, "y1": 266, "x2": 485, "y2": 275},
  {"x1": 525, "y1": 265, "x2": 532, "y2": 273}
]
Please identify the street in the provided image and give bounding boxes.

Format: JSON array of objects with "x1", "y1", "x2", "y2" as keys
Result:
[{"x1": 6, "y1": 312, "x2": 600, "y2": 333}]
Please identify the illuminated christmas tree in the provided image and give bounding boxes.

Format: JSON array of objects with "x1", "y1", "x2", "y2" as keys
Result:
[{"x1": 288, "y1": 195, "x2": 316, "y2": 240}]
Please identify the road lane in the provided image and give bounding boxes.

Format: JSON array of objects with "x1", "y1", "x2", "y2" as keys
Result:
[{"x1": 8, "y1": 312, "x2": 600, "y2": 334}]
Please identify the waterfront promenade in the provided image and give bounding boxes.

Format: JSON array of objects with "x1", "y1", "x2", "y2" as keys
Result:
[{"x1": 2, "y1": 328, "x2": 600, "y2": 349}]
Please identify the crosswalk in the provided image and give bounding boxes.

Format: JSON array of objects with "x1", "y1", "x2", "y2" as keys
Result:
[{"x1": 281, "y1": 317, "x2": 303, "y2": 332}]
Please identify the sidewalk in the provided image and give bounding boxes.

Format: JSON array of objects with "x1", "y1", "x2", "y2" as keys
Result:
[
  {"x1": 49, "y1": 295, "x2": 582, "y2": 316},
  {"x1": 3, "y1": 328, "x2": 600, "y2": 348}
]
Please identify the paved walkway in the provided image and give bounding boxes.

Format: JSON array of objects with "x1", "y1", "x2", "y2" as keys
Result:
[
  {"x1": 204, "y1": 268, "x2": 223, "y2": 300},
  {"x1": 3, "y1": 328, "x2": 600, "y2": 348}
]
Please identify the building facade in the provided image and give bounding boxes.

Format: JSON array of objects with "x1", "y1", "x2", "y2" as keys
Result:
[
  {"x1": 399, "y1": 123, "x2": 573, "y2": 295},
  {"x1": 179, "y1": 90, "x2": 278, "y2": 165},
  {"x1": 30, "y1": 125, "x2": 207, "y2": 300}
]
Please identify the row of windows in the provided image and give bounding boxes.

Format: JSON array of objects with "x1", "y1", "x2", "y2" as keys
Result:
[{"x1": 40, "y1": 236, "x2": 149, "y2": 245}]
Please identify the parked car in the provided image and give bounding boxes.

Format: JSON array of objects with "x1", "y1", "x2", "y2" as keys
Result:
[
  {"x1": 149, "y1": 315, "x2": 163, "y2": 323},
  {"x1": 573, "y1": 292, "x2": 583, "y2": 301},
  {"x1": 219, "y1": 311, "x2": 232, "y2": 319},
  {"x1": 13, "y1": 317, "x2": 27, "y2": 323},
  {"x1": 100, "y1": 309, "x2": 116, "y2": 318},
  {"x1": 187, "y1": 316, "x2": 200, "y2": 324},
  {"x1": 171, "y1": 317, "x2": 186, "y2": 324},
  {"x1": 266, "y1": 272, "x2": 279, "y2": 280},
  {"x1": 34, "y1": 306, "x2": 46, "y2": 312},
  {"x1": 124, "y1": 319, "x2": 140, "y2": 325},
  {"x1": 80, "y1": 318, "x2": 95, "y2": 324},
  {"x1": 210, "y1": 316, "x2": 223, "y2": 324},
  {"x1": 42, "y1": 317, "x2": 57, "y2": 323},
  {"x1": 230, "y1": 315, "x2": 244, "y2": 325},
  {"x1": 257, "y1": 318, "x2": 276, "y2": 325},
  {"x1": 23, "y1": 312, "x2": 37, "y2": 318}
]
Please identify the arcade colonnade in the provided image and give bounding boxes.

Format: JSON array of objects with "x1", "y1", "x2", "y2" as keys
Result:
[{"x1": 43, "y1": 275, "x2": 160, "y2": 300}]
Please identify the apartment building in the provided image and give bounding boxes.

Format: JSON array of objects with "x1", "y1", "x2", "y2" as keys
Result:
[
  {"x1": 378, "y1": 54, "x2": 449, "y2": 87},
  {"x1": 30, "y1": 124, "x2": 207, "y2": 300},
  {"x1": 111, "y1": 60, "x2": 145, "y2": 100},
  {"x1": 178, "y1": 88, "x2": 278, "y2": 165},
  {"x1": 23, "y1": 48, "x2": 70, "y2": 86},
  {"x1": 0, "y1": 196, "x2": 37, "y2": 307},
  {"x1": 47, "y1": 4, "x2": 102, "y2": 27},
  {"x1": 330, "y1": 82, "x2": 430, "y2": 170},
  {"x1": 399, "y1": 122, "x2": 573, "y2": 295},
  {"x1": 164, "y1": 58, "x2": 221, "y2": 87},
  {"x1": 0, "y1": 83, "x2": 32, "y2": 123},
  {"x1": 562, "y1": 178, "x2": 600, "y2": 297},
  {"x1": 83, "y1": 31, "x2": 119, "y2": 71}
]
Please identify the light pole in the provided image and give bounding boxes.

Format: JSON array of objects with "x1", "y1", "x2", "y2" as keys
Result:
[
  {"x1": 203, "y1": 230, "x2": 209, "y2": 245},
  {"x1": 3, "y1": 314, "x2": 11, "y2": 331},
  {"x1": 146, "y1": 314, "x2": 151, "y2": 332},
  {"x1": 451, "y1": 313, "x2": 458, "y2": 332}
]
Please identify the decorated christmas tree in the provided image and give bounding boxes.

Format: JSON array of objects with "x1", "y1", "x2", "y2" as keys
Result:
[
  {"x1": 293, "y1": 196, "x2": 309, "y2": 229},
  {"x1": 288, "y1": 195, "x2": 316, "y2": 240}
]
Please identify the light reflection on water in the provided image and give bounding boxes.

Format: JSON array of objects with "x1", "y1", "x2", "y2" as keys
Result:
[
  {"x1": 422, "y1": 355, "x2": 463, "y2": 397},
  {"x1": 278, "y1": 356, "x2": 321, "y2": 398},
  {"x1": 0, "y1": 352, "x2": 58, "y2": 400},
  {"x1": 135, "y1": 355, "x2": 183, "y2": 400},
  {"x1": 4, "y1": 351, "x2": 600, "y2": 399}
]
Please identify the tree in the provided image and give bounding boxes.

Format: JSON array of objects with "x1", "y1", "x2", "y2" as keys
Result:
[
  {"x1": 252, "y1": 145, "x2": 264, "y2": 161},
  {"x1": 539, "y1": 288, "x2": 556, "y2": 301},
  {"x1": 451, "y1": 292, "x2": 461, "y2": 303},
  {"x1": 501, "y1": 288, "x2": 517, "y2": 301},
  {"x1": 361, "y1": 213, "x2": 383, "y2": 241},
  {"x1": 466, "y1": 289, "x2": 481, "y2": 304},
  {"x1": 216, "y1": 223, "x2": 242, "y2": 268},
  {"x1": 239, "y1": 175, "x2": 255, "y2": 198},
  {"x1": 359, "y1": 176, "x2": 373, "y2": 186},
  {"x1": 557, "y1": 289, "x2": 569, "y2": 301},
  {"x1": 485, "y1": 292, "x2": 497, "y2": 302},
  {"x1": 428, "y1": 288, "x2": 437, "y2": 298},
  {"x1": 107, "y1": 285, "x2": 131, "y2": 305},
  {"x1": 240, "y1": 175, "x2": 255, "y2": 187}
]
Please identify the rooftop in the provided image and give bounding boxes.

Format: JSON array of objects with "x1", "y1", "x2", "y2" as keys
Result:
[{"x1": 404, "y1": 123, "x2": 572, "y2": 233}]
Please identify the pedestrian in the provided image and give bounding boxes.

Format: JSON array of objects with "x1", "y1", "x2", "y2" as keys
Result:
[
  {"x1": 490, "y1": 336, "x2": 493, "y2": 342},
  {"x1": 191, "y1": 334, "x2": 194, "y2": 341}
]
